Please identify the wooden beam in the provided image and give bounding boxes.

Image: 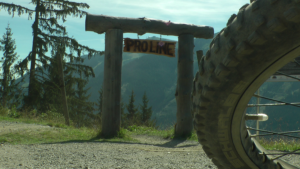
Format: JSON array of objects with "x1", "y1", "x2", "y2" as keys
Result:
[
  {"x1": 101, "y1": 29, "x2": 123, "y2": 137},
  {"x1": 86, "y1": 14, "x2": 214, "y2": 39}
]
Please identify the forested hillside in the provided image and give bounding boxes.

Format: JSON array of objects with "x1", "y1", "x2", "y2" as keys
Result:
[
  {"x1": 11, "y1": 33, "x2": 300, "y2": 130},
  {"x1": 13, "y1": 35, "x2": 215, "y2": 129}
]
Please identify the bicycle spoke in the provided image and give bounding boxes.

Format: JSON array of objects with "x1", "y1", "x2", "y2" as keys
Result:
[
  {"x1": 247, "y1": 127, "x2": 300, "y2": 139},
  {"x1": 293, "y1": 59, "x2": 300, "y2": 67},
  {"x1": 248, "y1": 102, "x2": 300, "y2": 107},
  {"x1": 267, "y1": 149, "x2": 300, "y2": 161},
  {"x1": 253, "y1": 94, "x2": 300, "y2": 109},
  {"x1": 276, "y1": 71, "x2": 300, "y2": 81}
]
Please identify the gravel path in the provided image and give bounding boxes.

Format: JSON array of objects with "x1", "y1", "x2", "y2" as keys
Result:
[
  {"x1": 1, "y1": 121, "x2": 299, "y2": 169},
  {"x1": 0, "y1": 121, "x2": 217, "y2": 169}
]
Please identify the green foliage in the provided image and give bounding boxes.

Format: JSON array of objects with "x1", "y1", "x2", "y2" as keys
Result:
[
  {"x1": 96, "y1": 85, "x2": 103, "y2": 124},
  {"x1": 68, "y1": 73, "x2": 96, "y2": 128},
  {"x1": 119, "y1": 90, "x2": 157, "y2": 129},
  {"x1": 120, "y1": 99, "x2": 127, "y2": 127},
  {"x1": 139, "y1": 91, "x2": 157, "y2": 128},
  {"x1": 123, "y1": 90, "x2": 139, "y2": 127},
  {"x1": 7, "y1": 105, "x2": 20, "y2": 118},
  {"x1": 0, "y1": 106, "x2": 8, "y2": 116},
  {"x1": 0, "y1": 24, "x2": 24, "y2": 109},
  {"x1": 117, "y1": 128, "x2": 127, "y2": 138},
  {"x1": 126, "y1": 90, "x2": 138, "y2": 120},
  {"x1": 257, "y1": 137, "x2": 300, "y2": 151},
  {"x1": 127, "y1": 124, "x2": 139, "y2": 132},
  {"x1": 0, "y1": 0, "x2": 104, "y2": 110}
]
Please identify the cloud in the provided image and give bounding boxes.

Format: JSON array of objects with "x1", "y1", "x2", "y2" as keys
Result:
[
  {"x1": 58, "y1": 0, "x2": 247, "y2": 26},
  {"x1": 0, "y1": 0, "x2": 250, "y2": 60}
]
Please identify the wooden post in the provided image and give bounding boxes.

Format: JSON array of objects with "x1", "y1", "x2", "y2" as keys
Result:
[
  {"x1": 175, "y1": 34, "x2": 194, "y2": 137},
  {"x1": 101, "y1": 29, "x2": 123, "y2": 137}
]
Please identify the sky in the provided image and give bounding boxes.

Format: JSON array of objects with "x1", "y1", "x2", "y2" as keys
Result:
[{"x1": 0, "y1": 0, "x2": 249, "y2": 62}]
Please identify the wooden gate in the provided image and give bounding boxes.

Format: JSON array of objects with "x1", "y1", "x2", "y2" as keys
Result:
[{"x1": 85, "y1": 14, "x2": 214, "y2": 137}]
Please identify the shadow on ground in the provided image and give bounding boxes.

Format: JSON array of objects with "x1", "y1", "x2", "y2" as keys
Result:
[{"x1": 40, "y1": 135, "x2": 199, "y2": 149}]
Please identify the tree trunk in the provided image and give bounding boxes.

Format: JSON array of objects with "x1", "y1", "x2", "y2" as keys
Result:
[
  {"x1": 86, "y1": 14, "x2": 214, "y2": 39},
  {"x1": 27, "y1": 0, "x2": 40, "y2": 108},
  {"x1": 57, "y1": 46, "x2": 70, "y2": 126},
  {"x1": 2, "y1": 69, "x2": 7, "y2": 108},
  {"x1": 175, "y1": 34, "x2": 194, "y2": 137},
  {"x1": 101, "y1": 29, "x2": 123, "y2": 137}
]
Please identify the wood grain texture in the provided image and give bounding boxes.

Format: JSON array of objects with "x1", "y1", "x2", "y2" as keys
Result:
[
  {"x1": 86, "y1": 14, "x2": 214, "y2": 39},
  {"x1": 101, "y1": 29, "x2": 123, "y2": 137},
  {"x1": 175, "y1": 34, "x2": 194, "y2": 137}
]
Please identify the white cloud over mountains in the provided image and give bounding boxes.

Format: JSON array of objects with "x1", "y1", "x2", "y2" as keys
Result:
[{"x1": 0, "y1": 0, "x2": 249, "y2": 60}]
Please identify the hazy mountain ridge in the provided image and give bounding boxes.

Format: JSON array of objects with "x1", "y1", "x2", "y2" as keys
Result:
[
  {"x1": 14, "y1": 35, "x2": 214, "y2": 128},
  {"x1": 12, "y1": 33, "x2": 300, "y2": 130}
]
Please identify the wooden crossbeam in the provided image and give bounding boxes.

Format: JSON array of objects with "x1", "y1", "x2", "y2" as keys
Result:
[{"x1": 85, "y1": 14, "x2": 214, "y2": 39}]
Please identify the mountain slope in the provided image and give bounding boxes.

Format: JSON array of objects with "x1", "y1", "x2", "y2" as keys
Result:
[{"x1": 14, "y1": 35, "x2": 216, "y2": 129}]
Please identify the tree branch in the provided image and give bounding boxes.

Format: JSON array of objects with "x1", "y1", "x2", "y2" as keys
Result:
[{"x1": 0, "y1": 2, "x2": 34, "y2": 18}]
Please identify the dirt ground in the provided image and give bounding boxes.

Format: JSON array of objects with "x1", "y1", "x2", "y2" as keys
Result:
[{"x1": 0, "y1": 121, "x2": 217, "y2": 169}]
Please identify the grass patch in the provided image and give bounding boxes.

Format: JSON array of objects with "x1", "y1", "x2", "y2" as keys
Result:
[
  {"x1": 0, "y1": 126, "x2": 98, "y2": 145},
  {"x1": 2, "y1": 106, "x2": 299, "y2": 152},
  {"x1": 0, "y1": 113, "x2": 199, "y2": 145},
  {"x1": 125, "y1": 125, "x2": 198, "y2": 141},
  {"x1": 257, "y1": 137, "x2": 300, "y2": 152},
  {"x1": 2, "y1": 108, "x2": 299, "y2": 152},
  {"x1": 0, "y1": 124, "x2": 141, "y2": 145},
  {"x1": 0, "y1": 106, "x2": 140, "y2": 145},
  {"x1": 93, "y1": 128, "x2": 138, "y2": 143}
]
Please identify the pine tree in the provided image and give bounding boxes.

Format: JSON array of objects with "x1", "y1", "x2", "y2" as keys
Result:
[
  {"x1": 120, "y1": 99, "x2": 127, "y2": 128},
  {"x1": 95, "y1": 85, "x2": 103, "y2": 128},
  {"x1": 126, "y1": 90, "x2": 138, "y2": 126},
  {"x1": 37, "y1": 36, "x2": 97, "y2": 126},
  {"x1": 40, "y1": 40, "x2": 70, "y2": 124},
  {"x1": 0, "y1": 1, "x2": 104, "y2": 110},
  {"x1": 68, "y1": 74, "x2": 96, "y2": 128},
  {"x1": 139, "y1": 91, "x2": 156, "y2": 127},
  {"x1": 0, "y1": 24, "x2": 24, "y2": 109}
]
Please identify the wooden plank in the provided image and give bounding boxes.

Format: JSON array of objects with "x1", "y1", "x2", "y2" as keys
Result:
[
  {"x1": 86, "y1": 14, "x2": 214, "y2": 39},
  {"x1": 101, "y1": 29, "x2": 123, "y2": 137},
  {"x1": 123, "y1": 38, "x2": 176, "y2": 57}
]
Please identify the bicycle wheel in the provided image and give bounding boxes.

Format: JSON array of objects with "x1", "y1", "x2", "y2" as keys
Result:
[{"x1": 192, "y1": 0, "x2": 300, "y2": 168}]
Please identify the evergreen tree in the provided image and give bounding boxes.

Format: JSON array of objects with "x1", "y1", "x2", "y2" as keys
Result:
[
  {"x1": 68, "y1": 74, "x2": 96, "y2": 128},
  {"x1": 37, "y1": 36, "x2": 96, "y2": 126},
  {"x1": 126, "y1": 90, "x2": 138, "y2": 126},
  {"x1": 120, "y1": 98, "x2": 127, "y2": 128},
  {"x1": 0, "y1": 1, "x2": 104, "y2": 110},
  {"x1": 95, "y1": 85, "x2": 103, "y2": 127},
  {"x1": 0, "y1": 24, "x2": 24, "y2": 109},
  {"x1": 39, "y1": 39, "x2": 70, "y2": 124},
  {"x1": 139, "y1": 91, "x2": 156, "y2": 127}
]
